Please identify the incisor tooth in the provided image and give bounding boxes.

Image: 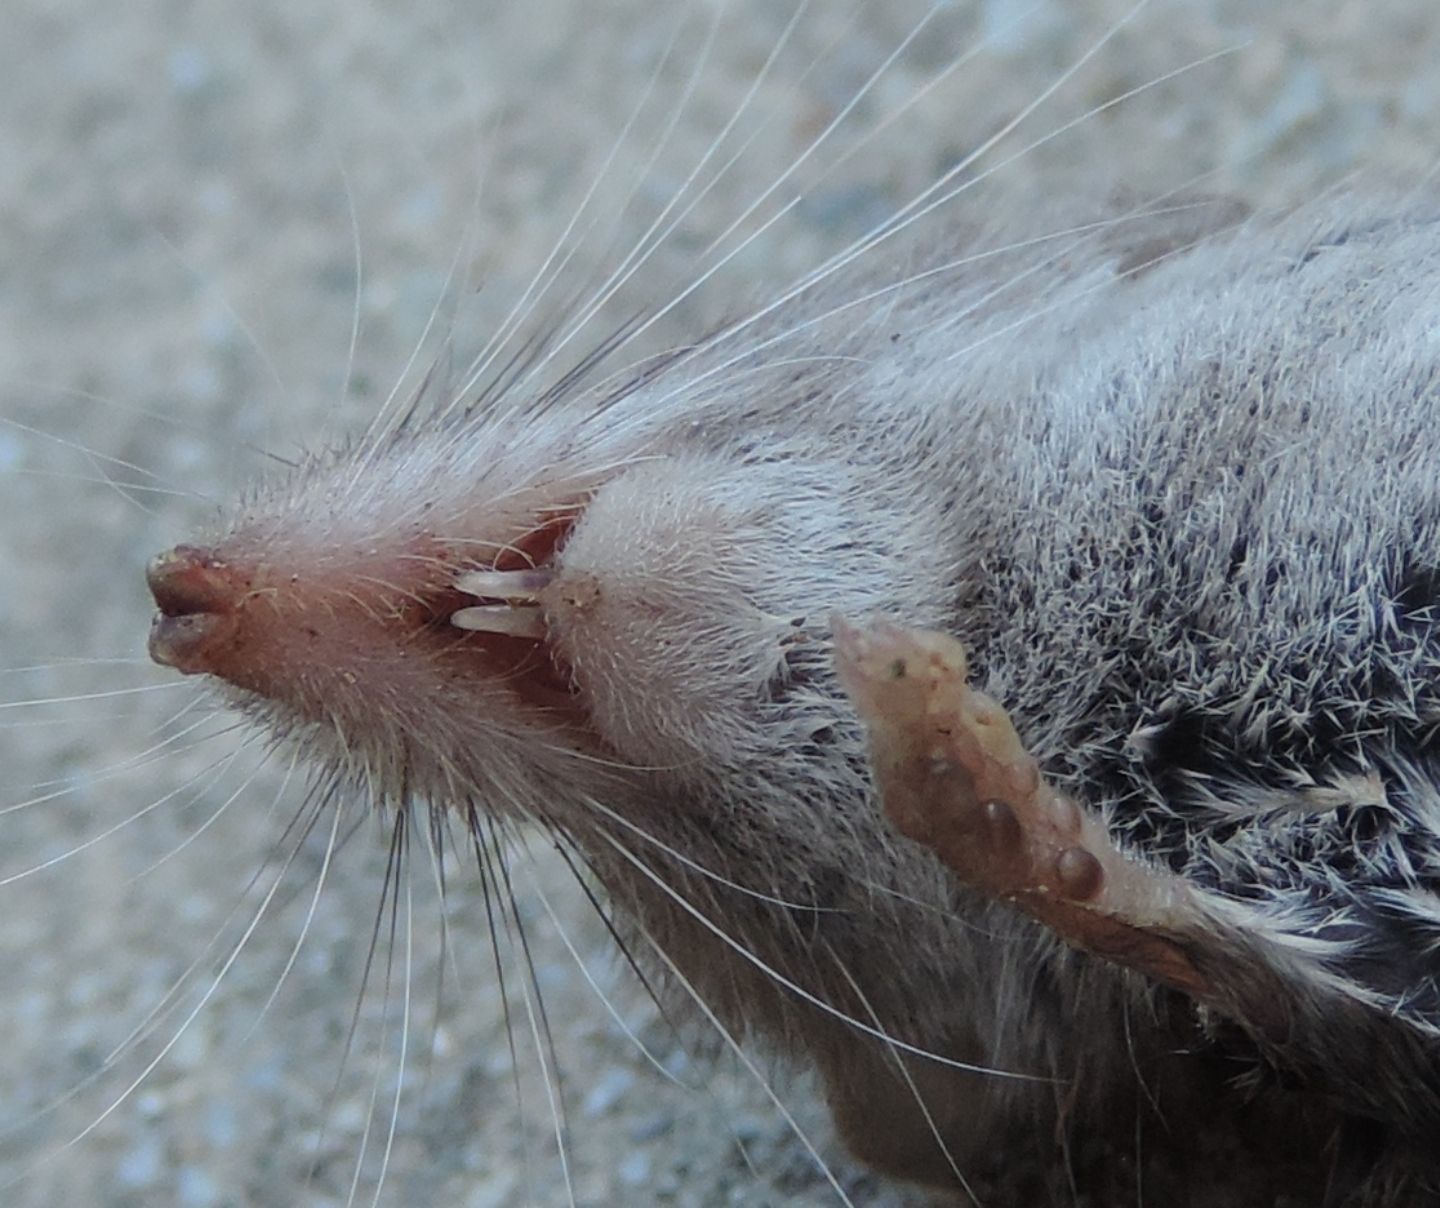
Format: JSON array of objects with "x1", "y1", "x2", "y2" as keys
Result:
[
  {"x1": 450, "y1": 604, "x2": 548, "y2": 640},
  {"x1": 454, "y1": 568, "x2": 555, "y2": 602}
]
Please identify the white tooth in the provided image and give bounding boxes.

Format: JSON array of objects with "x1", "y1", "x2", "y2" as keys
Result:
[
  {"x1": 450, "y1": 604, "x2": 548, "y2": 640},
  {"x1": 455, "y1": 568, "x2": 554, "y2": 602}
]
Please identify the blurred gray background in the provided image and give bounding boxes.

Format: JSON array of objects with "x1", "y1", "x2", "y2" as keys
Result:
[{"x1": 2, "y1": 1, "x2": 1438, "y2": 1204}]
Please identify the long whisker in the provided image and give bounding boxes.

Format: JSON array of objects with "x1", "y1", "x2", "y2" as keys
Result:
[
  {"x1": 331, "y1": 152, "x2": 366, "y2": 449},
  {"x1": 634, "y1": 918, "x2": 859, "y2": 1207},
  {"x1": 614, "y1": 38, "x2": 1237, "y2": 391},
  {"x1": 510, "y1": 0, "x2": 738, "y2": 383},
  {"x1": 123, "y1": 740, "x2": 285, "y2": 886},
  {"x1": 343, "y1": 809, "x2": 407, "y2": 1208},
  {"x1": 147, "y1": 226, "x2": 293, "y2": 411},
  {"x1": 442, "y1": 6, "x2": 698, "y2": 421},
  {"x1": 581, "y1": 791, "x2": 844, "y2": 912},
  {"x1": 549, "y1": 837, "x2": 693, "y2": 1041},
  {"x1": 0, "y1": 414, "x2": 207, "y2": 498},
  {"x1": 101, "y1": 761, "x2": 322, "y2": 1072},
  {"x1": 522, "y1": 850, "x2": 690, "y2": 1088},
  {"x1": 2, "y1": 697, "x2": 227, "y2": 807},
  {"x1": 243, "y1": 787, "x2": 348, "y2": 1037},
  {"x1": 0, "y1": 678, "x2": 188, "y2": 713},
  {"x1": 2, "y1": 772, "x2": 330, "y2": 1189},
  {"x1": 369, "y1": 836, "x2": 414, "y2": 1208},
  {"x1": 352, "y1": 128, "x2": 499, "y2": 475},
  {"x1": 698, "y1": 0, "x2": 957, "y2": 258},
  {"x1": 466, "y1": 803, "x2": 537, "y2": 1189},
  {"x1": 827, "y1": 944, "x2": 979, "y2": 1205},
  {"x1": 0, "y1": 734, "x2": 263, "y2": 885},
  {"x1": 408, "y1": 802, "x2": 456, "y2": 1103},
  {"x1": 532, "y1": 834, "x2": 815, "y2": 1193},
  {"x1": 639, "y1": 186, "x2": 1228, "y2": 427},
  {"x1": 0, "y1": 751, "x2": 306, "y2": 1147},
  {"x1": 591, "y1": 824, "x2": 1051, "y2": 1081},
  {"x1": 305, "y1": 798, "x2": 404, "y2": 1200},
  {"x1": 525, "y1": 0, "x2": 818, "y2": 378},
  {"x1": 489, "y1": 820, "x2": 577, "y2": 1205}
]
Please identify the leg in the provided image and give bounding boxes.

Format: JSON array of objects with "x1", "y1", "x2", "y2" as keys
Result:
[
  {"x1": 832, "y1": 617, "x2": 1209, "y2": 999},
  {"x1": 832, "y1": 617, "x2": 1440, "y2": 1147}
]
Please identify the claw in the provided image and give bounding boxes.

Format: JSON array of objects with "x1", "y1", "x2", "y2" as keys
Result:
[{"x1": 835, "y1": 616, "x2": 1210, "y2": 1000}]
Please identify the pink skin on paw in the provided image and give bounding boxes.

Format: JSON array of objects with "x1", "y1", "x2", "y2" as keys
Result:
[{"x1": 833, "y1": 616, "x2": 1210, "y2": 1000}]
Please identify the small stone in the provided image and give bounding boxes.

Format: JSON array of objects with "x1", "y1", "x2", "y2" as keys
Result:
[
  {"x1": 177, "y1": 1164, "x2": 221, "y2": 1208},
  {"x1": 583, "y1": 1065, "x2": 635, "y2": 1117},
  {"x1": 617, "y1": 1149, "x2": 652, "y2": 1185},
  {"x1": 628, "y1": 1110, "x2": 675, "y2": 1143}
]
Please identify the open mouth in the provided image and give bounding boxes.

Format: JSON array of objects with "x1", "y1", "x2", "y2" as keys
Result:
[{"x1": 144, "y1": 499, "x2": 591, "y2": 726}]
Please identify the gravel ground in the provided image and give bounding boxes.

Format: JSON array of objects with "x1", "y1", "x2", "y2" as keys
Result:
[{"x1": 2, "y1": 2, "x2": 1439, "y2": 1205}]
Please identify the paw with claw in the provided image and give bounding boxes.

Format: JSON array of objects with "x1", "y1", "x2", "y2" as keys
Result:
[{"x1": 832, "y1": 617, "x2": 1209, "y2": 1000}]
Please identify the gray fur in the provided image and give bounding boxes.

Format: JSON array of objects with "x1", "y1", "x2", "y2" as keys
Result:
[{"x1": 193, "y1": 190, "x2": 1440, "y2": 1203}]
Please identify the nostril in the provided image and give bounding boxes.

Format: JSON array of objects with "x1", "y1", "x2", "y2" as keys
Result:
[
  {"x1": 147, "y1": 545, "x2": 242, "y2": 617},
  {"x1": 146, "y1": 545, "x2": 245, "y2": 675}
]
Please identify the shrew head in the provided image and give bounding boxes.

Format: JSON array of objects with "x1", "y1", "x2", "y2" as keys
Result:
[{"x1": 144, "y1": 454, "x2": 599, "y2": 792}]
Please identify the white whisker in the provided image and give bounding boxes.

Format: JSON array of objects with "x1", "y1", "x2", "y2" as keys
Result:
[
  {"x1": 3, "y1": 782, "x2": 327, "y2": 1189},
  {"x1": 828, "y1": 947, "x2": 979, "y2": 1205},
  {"x1": 582, "y1": 791, "x2": 845, "y2": 913},
  {"x1": 369, "y1": 844, "x2": 413, "y2": 1208},
  {"x1": 443, "y1": 8, "x2": 700, "y2": 421},
  {"x1": 591, "y1": 825, "x2": 1051, "y2": 1082},
  {"x1": 636, "y1": 918, "x2": 859, "y2": 1208},
  {"x1": 522, "y1": 848, "x2": 691, "y2": 1089}
]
